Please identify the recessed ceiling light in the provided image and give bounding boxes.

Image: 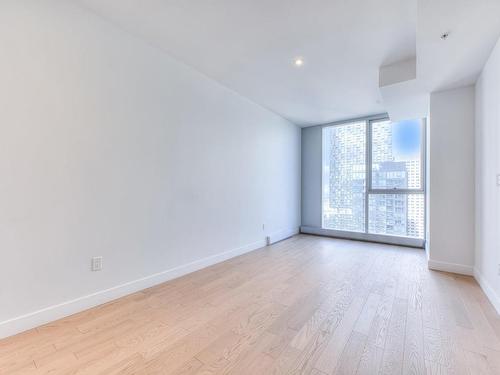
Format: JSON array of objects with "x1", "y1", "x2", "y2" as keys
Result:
[
  {"x1": 440, "y1": 31, "x2": 450, "y2": 40},
  {"x1": 294, "y1": 57, "x2": 304, "y2": 67}
]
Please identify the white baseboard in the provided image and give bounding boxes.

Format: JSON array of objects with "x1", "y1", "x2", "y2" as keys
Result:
[
  {"x1": 474, "y1": 268, "x2": 500, "y2": 315},
  {"x1": 267, "y1": 227, "x2": 299, "y2": 245},
  {"x1": 0, "y1": 232, "x2": 298, "y2": 339},
  {"x1": 427, "y1": 259, "x2": 474, "y2": 276}
]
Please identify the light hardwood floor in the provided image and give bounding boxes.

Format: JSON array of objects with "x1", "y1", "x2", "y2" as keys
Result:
[{"x1": 1, "y1": 235, "x2": 500, "y2": 374}]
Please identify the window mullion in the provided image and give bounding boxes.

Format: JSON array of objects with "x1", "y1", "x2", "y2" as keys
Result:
[
  {"x1": 368, "y1": 189, "x2": 425, "y2": 195},
  {"x1": 364, "y1": 120, "x2": 371, "y2": 234}
]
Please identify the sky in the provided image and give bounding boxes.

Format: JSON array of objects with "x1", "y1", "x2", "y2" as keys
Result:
[{"x1": 392, "y1": 119, "x2": 422, "y2": 160}]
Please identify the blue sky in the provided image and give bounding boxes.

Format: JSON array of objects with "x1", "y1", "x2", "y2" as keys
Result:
[{"x1": 392, "y1": 119, "x2": 421, "y2": 160}]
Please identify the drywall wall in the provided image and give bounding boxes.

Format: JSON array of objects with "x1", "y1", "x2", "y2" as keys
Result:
[
  {"x1": 301, "y1": 126, "x2": 322, "y2": 228},
  {"x1": 0, "y1": 0, "x2": 301, "y2": 337},
  {"x1": 428, "y1": 86, "x2": 475, "y2": 275},
  {"x1": 475, "y1": 37, "x2": 500, "y2": 313}
]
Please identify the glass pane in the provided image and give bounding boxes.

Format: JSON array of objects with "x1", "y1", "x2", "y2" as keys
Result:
[
  {"x1": 368, "y1": 194, "x2": 424, "y2": 238},
  {"x1": 371, "y1": 119, "x2": 423, "y2": 190},
  {"x1": 322, "y1": 122, "x2": 366, "y2": 232}
]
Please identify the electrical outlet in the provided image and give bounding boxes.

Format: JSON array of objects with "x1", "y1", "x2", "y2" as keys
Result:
[
  {"x1": 91, "y1": 256, "x2": 103, "y2": 272},
  {"x1": 497, "y1": 174, "x2": 500, "y2": 187}
]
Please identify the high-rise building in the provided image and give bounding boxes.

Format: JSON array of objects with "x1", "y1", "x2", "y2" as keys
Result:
[{"x1": 323, "y1": 122, "x2": 365, "y2": 232}]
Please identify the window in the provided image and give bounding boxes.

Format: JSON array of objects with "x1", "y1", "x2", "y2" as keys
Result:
[
  {"x1": 322, "y1": 117, "x2": 425, "y2": 245},
  {"x1": 322, "y1": 121, "x2": 366, "y2": 232},
  {"x1": 368, "y1": 194, "x2": 424, "y2": 238},
  {"x1": 370, "y1": 119, "x2": 423, "y2": 190}
]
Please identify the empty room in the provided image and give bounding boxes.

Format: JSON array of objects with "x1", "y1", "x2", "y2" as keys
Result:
[{"x1": 1, "y1": 0, "x2": 500, "y2": 374}]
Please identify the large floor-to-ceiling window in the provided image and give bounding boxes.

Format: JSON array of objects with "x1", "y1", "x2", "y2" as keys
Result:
[{"x1": 322, "y1": 116, "x2": 425, "y2": 247}]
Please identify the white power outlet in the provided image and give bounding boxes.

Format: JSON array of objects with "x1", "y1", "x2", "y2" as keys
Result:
[
  {"x1": 497, "y1": 174, "x2": 500, "y2": 187},
  {"x1": 91, "y1": 256, "x2": 103, "y2": 272}
]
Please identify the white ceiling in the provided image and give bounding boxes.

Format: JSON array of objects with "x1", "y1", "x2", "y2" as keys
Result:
[
  {"x1": 418, "y1": 0, "x2": 500, "y2": 92},
  {"x1": 76, "y1": 0, "x2": 500, "y2": 127}
]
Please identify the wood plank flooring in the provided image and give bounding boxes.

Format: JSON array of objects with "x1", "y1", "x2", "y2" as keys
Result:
[{"x1": 1, "y1": 235, "x2": 499, "y2": 374}]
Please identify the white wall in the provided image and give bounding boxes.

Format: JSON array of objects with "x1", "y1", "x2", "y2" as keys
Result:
[
  {"x1": 301, "y1": 126, "x2": 322, "y2": 228},
  {"x1": 475, "y1": 37, "x2": 500, "y2": 313},
  {"x1": 428, "y1": 86, "x2": 475, "y2": 275},
  {"x1": 0, "y1": 0, "x2": 301, "y2": 337}
]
